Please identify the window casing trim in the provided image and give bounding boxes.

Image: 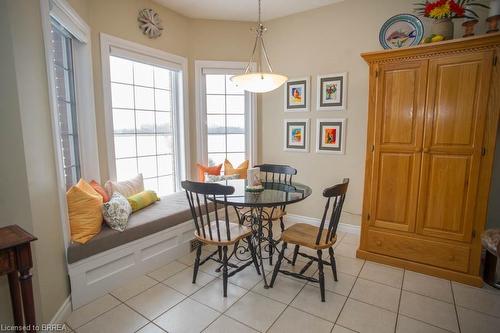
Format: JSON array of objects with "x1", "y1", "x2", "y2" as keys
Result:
[
  {"x1": 194, "y1": 60, "x2": 257, "y2": 168},
  {"x1": 40, "y1": 0, "x2": 100, "y2": 249},
  {"x1": 100, "y1": 33, "x2": 189, "y2": 190}
]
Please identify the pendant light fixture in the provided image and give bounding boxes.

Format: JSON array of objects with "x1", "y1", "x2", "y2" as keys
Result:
[{"x1": 230, "y1": 0, "x2": 287, "y2": 93}]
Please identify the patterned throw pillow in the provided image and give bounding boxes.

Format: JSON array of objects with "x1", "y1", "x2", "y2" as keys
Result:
[
  {"x1": 102, "y1": 192, "x2": 132, "y2": 232},
  {"x1": 205, "y1": 174, "x2": 240, "y2": 183}
]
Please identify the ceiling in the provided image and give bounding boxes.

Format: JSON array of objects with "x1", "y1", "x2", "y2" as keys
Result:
[{"x1": 153, "y1": 0, "x2": 345, "y2": 21}]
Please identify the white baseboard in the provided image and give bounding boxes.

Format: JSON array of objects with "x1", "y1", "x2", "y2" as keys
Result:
[
  {"x1": 286, "y1": 213, "x2": 361, "y2": 235},
  {"x1": 43, "y1": 296, "x2": 71, "y2": 332}
]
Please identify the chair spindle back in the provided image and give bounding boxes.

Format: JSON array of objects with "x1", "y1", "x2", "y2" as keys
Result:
[
  {"x1": 182, "y1": 180, "x2": 235, "y2": 242},
  {"x1": 315, "y1": 178, "x2": 349, "y2": 246},
  {"x1": 255, "y1": 164, "x2": 297, "y2": 185}
]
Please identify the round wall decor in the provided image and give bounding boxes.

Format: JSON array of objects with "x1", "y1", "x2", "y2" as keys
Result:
[
  {"x1": 138, "y1": 8, "x2": 163, "y2": 39},
  {"x1": 379, "y1": 14, "x2": 424, "y2": 49}
]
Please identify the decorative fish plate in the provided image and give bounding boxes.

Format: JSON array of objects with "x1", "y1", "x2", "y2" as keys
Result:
[{"x1": 379, "y1": 14, "x2": 424, "y2": 49}]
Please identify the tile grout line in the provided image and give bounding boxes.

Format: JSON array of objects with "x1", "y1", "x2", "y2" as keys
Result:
[
  {"x1": 450, "y1": 280, "x2": 462, "y2": 333},
  {"x1": 263, "y1": 278, "x2": 309, "y2": 333},
  {"x1": 331, "y1": 259, "x2": 366, "y2": 331},
  {"x1": 394, "y1": 269, "x2": 405, "y2": 333},
  {"x1": 65, "y1": 294, "x2": 124, "y2": 331}
]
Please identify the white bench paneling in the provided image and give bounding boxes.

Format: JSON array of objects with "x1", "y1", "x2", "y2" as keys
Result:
[{"x1": 68, "y1": 220, "x2": 195, "y2": 309}]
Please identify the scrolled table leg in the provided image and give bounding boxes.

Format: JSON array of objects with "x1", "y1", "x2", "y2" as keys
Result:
[{"x1": 254, "y1": 207, "x2": 269, "y2": 288}]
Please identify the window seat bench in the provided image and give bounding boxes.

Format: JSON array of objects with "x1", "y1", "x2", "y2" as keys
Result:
[{"x1": 67, "y1": 191, "x2": 210, "y2": 309}]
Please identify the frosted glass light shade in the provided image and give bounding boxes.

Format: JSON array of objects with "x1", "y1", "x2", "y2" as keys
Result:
[{"x1": 230, "y1": 72, "x2": 288, "y2": 93}]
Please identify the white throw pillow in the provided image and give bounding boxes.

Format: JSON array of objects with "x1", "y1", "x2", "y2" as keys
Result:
[
  {"x1": 105, "y1": 174, "x2": 144, "y2": 198},
  {"x1": 102, "y1": 192, "x2": 132, "y2": 232}
]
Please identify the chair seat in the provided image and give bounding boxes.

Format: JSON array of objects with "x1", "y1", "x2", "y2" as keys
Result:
[
  {"x1": 195, "y1": 222, "x2": 252, "y2": 245},
  {"x1": 281, "y1": 223, "x2": 337, "y2": 250}
]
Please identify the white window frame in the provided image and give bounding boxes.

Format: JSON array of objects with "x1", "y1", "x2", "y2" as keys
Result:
[
  {"x1": 100, "y1": 33, "x2": 189, "y2": 190},
  {"x1": 195, "y1": 60, "x2": 257, "y2": 167},
  {"x1": 40, "y1": 0, "x2": 100, "y2": 248}
]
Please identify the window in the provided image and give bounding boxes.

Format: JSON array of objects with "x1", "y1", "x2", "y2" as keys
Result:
[
  {"x1": 196, "y1": 61, "x2": 256, "y2": 169},
  {"x1": 108, "y1": 56, "x2": 177, "y2": 196},
  {"x1": 50, "y1": 20, "x2": 81, "y2": 189},
  {"x1": 205, "y1": 74, "x2": 246, "y2": 166}
]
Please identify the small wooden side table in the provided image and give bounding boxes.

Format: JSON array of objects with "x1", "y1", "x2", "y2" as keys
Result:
[{"x1": 0, "y1": 225, "x2": 37, "y2": 332}]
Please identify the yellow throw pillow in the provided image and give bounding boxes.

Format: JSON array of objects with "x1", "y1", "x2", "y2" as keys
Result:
[
  {"x1": 224, "y1": 159, "x2": 249, "y2": 179},
  {"x1": 67, "y1": 179, "x2": 103, "y2": 244},
  {"x1": 127, "y1": 190, "x2": 160, "y2": 213}
]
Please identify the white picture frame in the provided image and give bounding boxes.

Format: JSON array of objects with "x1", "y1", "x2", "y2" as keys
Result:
[
  {"x1": 284, "y1": 119, "x2": 310, "y2": 152},
  {"x1": 316, "y1": 72, "x2": 347, "y2": 111},
  {"x1": 315, "y1": 118, "x2": 346, "y2": 154},
  {"x1": 284, "y1": 76, "x2": 310, "y2": 112}
]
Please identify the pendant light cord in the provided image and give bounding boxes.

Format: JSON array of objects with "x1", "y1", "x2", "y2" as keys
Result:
[{"x1": 244, "y1": 0, "x2": 274, "y2": 74}]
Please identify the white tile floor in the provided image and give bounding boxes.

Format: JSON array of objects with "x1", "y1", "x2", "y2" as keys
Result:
[{"x1": 63, "y1": 226, "x2": 500, "y2": 333}]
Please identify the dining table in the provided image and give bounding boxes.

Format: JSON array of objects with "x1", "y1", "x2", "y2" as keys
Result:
[{"x1": 212, "y1": 179, "x2": 312, "y2": 288}]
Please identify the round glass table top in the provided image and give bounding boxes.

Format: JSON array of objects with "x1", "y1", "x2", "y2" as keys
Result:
[{"x1": 211, "y1": 179, "x2": 312, "y2": 207}]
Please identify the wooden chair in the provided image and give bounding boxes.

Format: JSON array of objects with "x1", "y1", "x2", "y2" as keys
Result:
[
  {"x1": 182, "y1": 180, "x2": 261, "y2": 297},
  {"x1": 270, "y1": 179, "x2": 349, "y2": 301}
]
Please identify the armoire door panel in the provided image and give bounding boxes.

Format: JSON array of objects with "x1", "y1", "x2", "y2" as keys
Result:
[
  {"x1": 368, "y1": 60, "x2": 427, "y2": 233},
  {"x1": 431, "y1": 61, "x2": 480, "y2": 147},
  {"x1": 419, "y1": 154, "x2": 470, "y2": 239},
  {"x1": 381, "y1": 68, "x2": 419, "y2": 145},
  {"x1": 424, "y1": 52, "x2": 493, "y2": 152},
  {"x1": 417, "y1": 51, "x2": 493, "y2": 242},
  {"x1": 371, "y1": 151, "x2": 420, "y2": 232},
  {"x1": 375, "y1": 61, "x2": 427, "y2": 150}
]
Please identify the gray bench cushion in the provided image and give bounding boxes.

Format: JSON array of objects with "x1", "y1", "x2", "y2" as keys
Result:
[{"x1": 67, "y1": 191, "x2": 198, "y2": 264}]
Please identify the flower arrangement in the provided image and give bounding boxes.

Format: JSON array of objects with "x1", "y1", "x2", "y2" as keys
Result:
[{"x1": 415, "y1": 0, "x2": 488, "y2": 20}]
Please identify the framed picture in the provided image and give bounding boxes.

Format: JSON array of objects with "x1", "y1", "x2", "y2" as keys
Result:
[
  {"x1": 317, "y1": 72, "x2": 347, "y2": 111},
  {"x1": 284, "y1": 119, "x2": 309, "y2": 152},
  {"x1": 316, "y1": 118, "x2": 346, "y2": 154},
  {"x1": 284, "y1": 77, "x2": 309, "y2": 112}
]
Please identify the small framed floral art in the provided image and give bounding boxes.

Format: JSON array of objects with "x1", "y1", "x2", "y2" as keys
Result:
[
  {"x1": 317, "y1": 73, "x2": 347, "y2": 111},
  {"x1": 284, "y1": 119, "x2": 309, "y2": 152},
  {"x1": 316, "y1": 118, "x2": 346, "y2": 154},
  {"x1": 284, "y1": 77, "x2": 309, "y2": 112}
]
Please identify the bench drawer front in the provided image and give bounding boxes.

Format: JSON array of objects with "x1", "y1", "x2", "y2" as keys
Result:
[
  {"x1": 366, "y1": 229, "x2": 470, "y2": 272},
  {"x1": 0, "y1": 250, "x2": 13, "y2": 273}
]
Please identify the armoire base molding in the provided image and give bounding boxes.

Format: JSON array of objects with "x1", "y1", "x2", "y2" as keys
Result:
[{"x1": 356, "y1": 249, "x2": 484, "y2": 287}]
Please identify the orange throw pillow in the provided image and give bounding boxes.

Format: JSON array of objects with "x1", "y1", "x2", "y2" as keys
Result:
[
  {"x1": 224, "y1": 159, "x2": 249, "y2": 179},
  {"x1": 67, "y1": 179, "x2": 103, "y2": 244},
  {"x1": 90, "y1": 180, "x2": 110, "y2": 203},
  {"x1": 197, "y1": 163, "x2": 222, "y2": 182}
]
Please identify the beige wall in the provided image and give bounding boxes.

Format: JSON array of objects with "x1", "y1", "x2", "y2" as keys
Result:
[
  {"x1": 0, "y1": 0, "x2": 78, "y2": 324},
  {"x1": 0, "y1": 1, "x2": 35, "y2": 324},
  {"x1": 259, "y1": 0, "x2": 490, "y2": 224}
]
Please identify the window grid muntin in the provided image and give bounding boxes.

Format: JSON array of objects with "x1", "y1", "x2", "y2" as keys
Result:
[
  {"x1": 110, "y1": 55, "x2": 176, "y2": 195},
  {"x1": 205, "y1": 74, "x2": 246, "y2": 166},
  {"x1": 50, "y1": 19, "x2": 81, "y2": 189}
]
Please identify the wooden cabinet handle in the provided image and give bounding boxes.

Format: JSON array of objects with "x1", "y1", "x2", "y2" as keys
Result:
[{"x1": 376, "y1": 240, "x2": 382, "y2": 246}]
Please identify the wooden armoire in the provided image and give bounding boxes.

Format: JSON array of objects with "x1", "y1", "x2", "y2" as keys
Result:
[{"x1": 357, "y1": 34, "x2": 500, "y2": 286}]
